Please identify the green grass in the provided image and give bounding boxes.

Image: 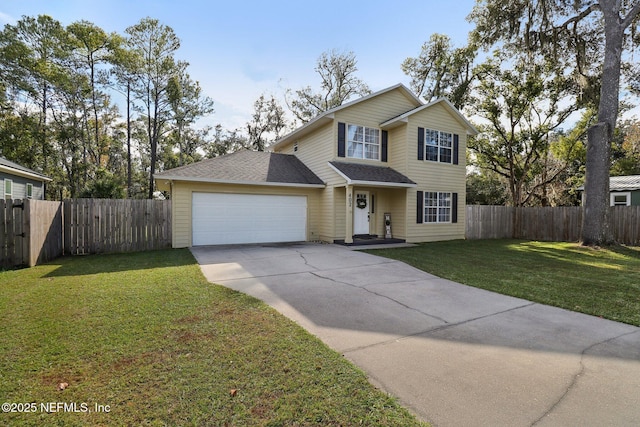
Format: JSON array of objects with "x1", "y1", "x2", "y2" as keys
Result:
[
  {"x1": 366, "y1": 239, "x2": 640, "y2": 327},
  {"x1": 0, "y1": 250, "x2": 427, "y2": 426}
]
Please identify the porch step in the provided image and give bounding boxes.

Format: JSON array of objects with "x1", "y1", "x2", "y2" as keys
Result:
[{"x1": 334, "y1": 236, "x2": 406, "y2": 246}]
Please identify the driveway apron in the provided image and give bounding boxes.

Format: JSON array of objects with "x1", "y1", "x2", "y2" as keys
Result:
[{"x1": 191, "y1": 243, "x2": 640, "y2": 427}]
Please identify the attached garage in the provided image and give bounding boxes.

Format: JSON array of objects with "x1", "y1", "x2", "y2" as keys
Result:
[
  {"x1": 154, "y1": 150, "x2": 325, "y2": 248},
  {"x1": 192, "y1": 193, "x2": 307, "y2": 245}
]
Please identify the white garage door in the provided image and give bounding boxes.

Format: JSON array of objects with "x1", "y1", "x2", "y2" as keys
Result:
[{"x1": 192, "y1": 193, "x2": 307, "y2": 245}]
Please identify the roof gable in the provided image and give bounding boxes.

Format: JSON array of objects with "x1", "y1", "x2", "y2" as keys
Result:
[
  {"x1": 380, "y1": 98, "x2": 478, "y2": 135},
  {"x1": 154, "y1": 151, "x2": 325, "y2": 187},
  {"x1": 274, "y1": 84, "x2": 422, "y2": 150}
]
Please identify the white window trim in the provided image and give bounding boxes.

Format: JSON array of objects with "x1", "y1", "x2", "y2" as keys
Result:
[
  {"x1": 4, "y1": 179, "x2": 12, "y2": 199},
  {"x1": 610, "y1": 192, "x2": 631, "y2": 206},
  {"x1": 347, "y1": 124, "x2": 380, "y2": 161},
  {"x1": 424, "y1": 128, "x2": 453, "y2": 164},
  {"x1": 26, "y1": 183, "x2": 33, "y2": 199},
  {"x1": 424, "y1": 191, "x2": 452, "y2": 223}
]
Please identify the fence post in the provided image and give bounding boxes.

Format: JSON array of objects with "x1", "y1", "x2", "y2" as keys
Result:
[
  {"x1": 0, "y1": 200, "x2": 6, "y2": 268},
  {"x1": 23, "y1": 199, "x2": 32, "y2": 266}
]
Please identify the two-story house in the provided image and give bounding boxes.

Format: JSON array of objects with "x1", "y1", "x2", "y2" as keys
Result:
[{"x1": 155, "y1": 84, "x2": 477, "y2": 247}]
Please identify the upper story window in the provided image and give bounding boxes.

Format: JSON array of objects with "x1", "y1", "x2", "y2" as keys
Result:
[
  {"x1": 348, "y1": 124, "x2": 380, "y2": 160},
  {"x1": 425, "y1": 129, "x2": 453, "y2": 164}
]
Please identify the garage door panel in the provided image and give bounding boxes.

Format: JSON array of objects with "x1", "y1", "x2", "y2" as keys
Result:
[{"x1": 192, "y1": 193, "x2": 307, "y2": 245}]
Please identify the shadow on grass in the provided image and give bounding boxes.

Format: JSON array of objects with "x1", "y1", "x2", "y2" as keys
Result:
[
  {"x1": 367, "y1": 239, "x2": 640, "y2": 327},
  {"x1": 505, "y1": 240, "x2": 640, "y2": 270},
  {"x1": 43, "y1": 249, "x2": 195, "y2": 277}
]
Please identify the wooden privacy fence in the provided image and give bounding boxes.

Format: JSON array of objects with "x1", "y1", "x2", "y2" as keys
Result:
[
  {"x1": 65, "y1": 199, "x2": 171, "y2": 255},
  {"x1": 1, "y1": 199, "x2": 28, "y2": 269},
  {"x1": 1, "y1": 199, "x2": 171, "y2": 268},
  {"x1": 466, "y1": 205, "x2": 640, "y2": 245}
]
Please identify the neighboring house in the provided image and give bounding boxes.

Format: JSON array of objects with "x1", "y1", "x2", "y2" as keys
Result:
[
  {"x1": 609, "y1": 175, "x2": 640, "y2": 206},
  {"x1": 579, "y1": 175, "x2": 640, "y2": 206},
  {"x1": 0, "y1": 157, "x2": 51, "y2": 200},
  {"x1": 155, "y1": 84, "x2": 478, "y2": 247}
]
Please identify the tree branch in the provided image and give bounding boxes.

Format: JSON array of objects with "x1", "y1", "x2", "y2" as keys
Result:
[
  {"x1": 622, "y1": 2, "x2": 640, "y2": 29},
  {"x1": 557, "y1": 3, "x2": 600, "y2": 30}
]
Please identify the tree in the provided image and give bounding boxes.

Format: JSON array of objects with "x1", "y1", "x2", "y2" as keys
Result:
[
  {"x1": 166, "y1": 71, "x2": 214, "y2": 165},
  {"x1": 286, "y1": 49, "x2": 371, "y2": 123},
  {"x1": 611, "y1": 119, "x2": 640, "y2": 175},
  {"x1": 466, "y1": 170, "x2": 508, "y2": 205},
  {"x1": 402, "y1": 33, "x2": 480, "y2": 109},
  {"x1": 246, "y1": 94, "x2": 288, "y2": 151},
  {"x1": 110, "y1": 40, "x2": 142, "y2": 197},
  {"x1": 469, "y1": 0, "x2": 640, "y2": 244},
  {"x1": 67, "y1": 21, "x2": 122, "y2": 169},
  {"x1": 468, "y1": 56, "x2": 578, "y2": 206},
  {"x1": 0, "y1": 15, "x2": 70, "y2": 176},
  {"x1": 205, "y1": 125, "x2": 248, "y2": 158},
  {"x1": 125, "y1": 17, "x2": 185, "y2": 199}
]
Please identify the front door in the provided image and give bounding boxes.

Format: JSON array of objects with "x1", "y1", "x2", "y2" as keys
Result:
[{"x1": 353, "y1": 191, "x2": 370, "y2": 235}]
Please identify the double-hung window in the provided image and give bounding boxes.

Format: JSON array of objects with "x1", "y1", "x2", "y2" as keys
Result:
[
  {"x1": 424, "y1": 129, "x2": 453, "y2": 164},
  {"x1": 4, "y1": 179, "x2": 12, "y2": 200},
  {"x1": 424, "y1": 191, "x2": 452, "y2": 223},
  {"x1": 348, "y1": 125, "x2": 380, "y2": 160}
]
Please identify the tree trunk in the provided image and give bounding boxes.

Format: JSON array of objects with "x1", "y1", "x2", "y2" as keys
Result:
[
  {"x1": 581, "y1": 2, "x2": 623, "y2": 245},
  {"x1": 582, "y1": 122, "x2": 612, "y2": 245},
  {"x1": 127, "y1": 82, "x2": 132, "y2": 198}
]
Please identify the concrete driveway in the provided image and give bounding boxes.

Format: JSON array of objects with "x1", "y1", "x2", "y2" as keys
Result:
[{"x1": 191, "y1": 243, "x2": 640, "y2": 426}]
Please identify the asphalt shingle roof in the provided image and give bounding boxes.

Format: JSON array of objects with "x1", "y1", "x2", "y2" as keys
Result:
[
  {"x1": 154, "y1": 150, "x2": 324, "y2": 186},
  {"x1": 329, "y1": 161, "x2": 416, "y2": 185},
  {"x1": 0, "y1": 157, "x2": 50, "y2": 180}
]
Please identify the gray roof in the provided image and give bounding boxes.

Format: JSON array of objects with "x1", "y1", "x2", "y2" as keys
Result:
[
  {"x1": 0, "y1": 157, "x2": 51, "y2": 181},
  {"x1": 329, "y1": 161, "x2": 416, "y2": 187},
  {"x1": 154, "y1": 150, "x2": 325, "y2": 187},
  {"x1": 610, "y1": 175, "x2": 640, "y2": 191},
  {"x1": 578, "y1": 175, "x2": 640, "y2": 191}
]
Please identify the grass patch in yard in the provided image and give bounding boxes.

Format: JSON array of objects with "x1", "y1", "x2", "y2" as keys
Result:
[
  {"x1": 365, "y1": 239, "x2": 640, "y2": 326},
  {"x1": 0, "y1": 250, "x2": 427, "y2": 426}
]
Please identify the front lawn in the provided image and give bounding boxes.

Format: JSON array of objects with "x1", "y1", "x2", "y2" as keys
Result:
[
  {"x1": 0, "y1": 250, "x2": 427, "y2": 426},
  {"x1": 366, "y1": 239, "x2": 640, "y2": 326}
]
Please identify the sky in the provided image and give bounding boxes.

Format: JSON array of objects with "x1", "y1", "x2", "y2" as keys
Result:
[{"x1": 0, "y1": 0, "x2": 478, "y2": 131}]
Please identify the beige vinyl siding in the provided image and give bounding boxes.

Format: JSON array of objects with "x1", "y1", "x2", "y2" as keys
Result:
[
  {"x1": 169, "y1": 181, "x2": 322, "y2": 248},
  {"x1": 405, "y1": 103, "x2": 468, "y2": 242},
  {"x1": 387, "y1": 126, "x2": 409, "y2": 175},
  {"x1": 333, "y1": 187, "x2": 346, "y2": 241},
  {"x1": 334, "y1": 89, "x2": 419, "y2": 135},
  {"x1": 275, "y1": 122, "x2": 337, "y2": 241}
]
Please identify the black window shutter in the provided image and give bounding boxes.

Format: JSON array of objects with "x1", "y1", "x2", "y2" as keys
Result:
[
  {"x1": 453, "y1": 134, "x2": 459, "y2": 165},
  {"x1": 381, "y1": 130, "x2": 388, "y2": 162},
  {"x1": 416, "y1": 191, "x2": 424, "y2": 224},
  {"x1": 338, "y1": 122, "x2": 346, "y2": 157},
  {"x1": 452, "y1": 192, "x2": 458, "y2": 223},
  {"x1": 418, "y1": 127, "x2": 424, "y2": 160}
]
